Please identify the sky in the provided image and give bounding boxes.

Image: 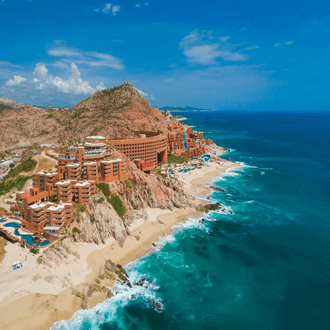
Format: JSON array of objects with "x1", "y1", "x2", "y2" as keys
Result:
[{"x1": 0, "y1": 0, "x2": 329, "y2": 110}]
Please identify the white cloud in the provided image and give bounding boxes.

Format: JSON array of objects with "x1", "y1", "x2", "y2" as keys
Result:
[
  {"x1": 4, "y1": 75, "x2": 26, "y2": 86},
  {"x1": 48, "y1": 47, "x2": 82, "y2": 57},
  {"x1": 136, "y1": 88, "x2": 148, "y2": 98},
  {"x1": 48, "y1": 46, "x2": 124, "y2": 70},
  {"x1": 134, "y1": 87, "x2": 154, "y2": 101},
  {"x1": 274, "y1": 41, "x2": 294, "y2": 47},
  {"x1": 180, "y1": 29, "x2": 248, "y2": 65},
  {"x1": 51, "y1": 61, "x2": 69, "y2": 68},
  {"x1": 112, "y1": 5, "x2": 120, "y2": 15},
  {"x1": 0, "y1": 61, "x2": 23, "y2": 69},
  {"x1": 2, "y1": 63, "x2": 105, "y2": 96},
  {"x1": 243, "y1": 45, "x2": 260, "y2": 51},
  {"x1": 135, "y1": 2, "x2": 148, "y2": 7},
  {"x1": 220, "y1": 36, "x2": 230, "y2": 42},
  {"x1": 95, "y1": 3, "x2": 120, "y2": 15}
]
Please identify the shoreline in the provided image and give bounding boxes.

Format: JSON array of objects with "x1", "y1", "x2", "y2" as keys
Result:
[{"x1": 0, "y1": 146, "x2": 238, "y2": 330}]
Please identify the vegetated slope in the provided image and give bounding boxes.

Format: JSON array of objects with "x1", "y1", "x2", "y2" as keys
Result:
[
  {"x1": 54, "y1": 82, "x2": 169, "y2": 143},
  {"x1": 0, "y1": 82, "x2": 170, "y2": 149}
]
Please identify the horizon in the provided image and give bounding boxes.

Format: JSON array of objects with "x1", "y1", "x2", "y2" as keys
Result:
[{"x1": 0, "y1": 0, "x2": 329, "y2": 110}]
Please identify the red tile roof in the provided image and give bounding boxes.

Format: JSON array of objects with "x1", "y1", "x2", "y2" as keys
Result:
[{"x1": 141, "y1": 162, "x2": 154, "y2": 169}]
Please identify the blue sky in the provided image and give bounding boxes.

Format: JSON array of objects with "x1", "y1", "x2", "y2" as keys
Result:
[{"x1": 0, "y1": 0, "x2": 329, "y2": 110}]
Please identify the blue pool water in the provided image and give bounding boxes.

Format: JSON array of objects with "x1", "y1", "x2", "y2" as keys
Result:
[
  {"x1": 14, "y1": 229, "x2": 34, "y2": 246},
  {"x1": 52, "y1": 111, "x2": 330, "y2": 330},
  {"x1": 39, "y1": 240, "x2": 50, "y2": 247},
  {"x1": 4, "y1": 222, "x2": 21, "y2": 229}
]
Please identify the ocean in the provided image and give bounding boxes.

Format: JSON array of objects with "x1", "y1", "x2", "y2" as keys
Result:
[{"x1": 52, "y1": 111, "x2": 330, "y2": 330}]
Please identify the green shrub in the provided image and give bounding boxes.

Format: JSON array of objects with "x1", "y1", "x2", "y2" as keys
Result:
[
  {"x1": 108, "y1": 194, "x2": 126, "y2": 218},
  {"x1": 30, "y1": 248, "x2": 38, "y2": 254},
  {"x1": 96, "y1": 183, "x2": 110, "y2": 197},
  {"x1": 0, "y1": 175, "x2": 33, "y2": 196},
  {"x1": 72, "y1": 228, "x2": 80, "y2": 235},
  {"x1": 121, "y1": 179, "x2": 131, "y2": 188},
  {"x1": 74, "y1": 203, "x2": 86, "y2": 213},
  {"x1": 97, "y1": 197, "x2": 104, "y2": 204},
  {"x1": 167, "y1": 154, "x2": 189, "y2": 164},
  {"x1": 7, "y1": 157, "x2": 37, "y2": 178}
]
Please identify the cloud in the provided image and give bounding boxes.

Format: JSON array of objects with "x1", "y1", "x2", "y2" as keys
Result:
[
  {"x1": 220, "y1": 36, "x2": 230, "y2": 42},
  {"x1": 4, "y1": 75, "x2": 26, "y2": 86},
  {"x1": 51, "y1": 61, "x2": 69, "y2": 68},
  {"x1": 48, "y1": 46, "x2": 124, "y2": 70},
  {"x1": 180, "y1": 29, "x2": 248, "y2": 65},
  {"x1": 135, "y1": 2, "x2": 148, "y2": 7},
  {"x1": 48, "y1": 47, "x2": 82, "y2": 57},
  {"x1": 274, "y1": 41, "x2": 294, "y2": 47},
  {"x1": 95, "y1": 3, "x2": 120, "y2": 15},
  {"x1": 2, "y1": 63, "x2": 105, "y2": 97},
  {"x1": 0, "y1": 61, "x2": 23, "y2": 69},
  {"x1": 134, "y1": 87, "x2": 155, "y2": 101},
  {"x1": 243, "y1": 45, "x2": 260, "y2": 51}
]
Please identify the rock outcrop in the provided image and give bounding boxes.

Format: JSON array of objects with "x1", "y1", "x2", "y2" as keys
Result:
[{"x1": 77, "y1": 198, "x2": 128, "y2": 246}]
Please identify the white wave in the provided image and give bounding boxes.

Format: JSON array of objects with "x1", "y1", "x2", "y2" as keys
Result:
[
  {"x1": 211, "y1": 204, "x2": 234, "y2": 216},
  {"x1": 52, "y1": 267, "x2": 163, "y2": 330},
  {"x1": 245, "y1": 200, "x2": 256, "y2": 204}
]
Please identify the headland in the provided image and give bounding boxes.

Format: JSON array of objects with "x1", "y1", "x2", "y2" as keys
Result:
[{"x1": 0, "y1": 83, "x2": 238, "y2": 329}]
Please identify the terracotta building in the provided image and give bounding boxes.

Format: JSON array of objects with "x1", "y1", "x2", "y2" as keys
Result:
[
  {"x1": 22, "y1": 201, "x2": 73, "y2": 235},
  {"x1": 16, "y1": 136, "x2": 127, "y2": 237},
  {"x1": 108, "y1": 131, "x2": 168, "y2": 173}
]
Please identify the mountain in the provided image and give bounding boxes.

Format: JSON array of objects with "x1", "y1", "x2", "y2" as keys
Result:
[
  {"x1": 0, "y1": 98, "x2": 26, "y2": 111},
  {"x1": 0, "y1": 82, "x2": 170, "y2": 150}
]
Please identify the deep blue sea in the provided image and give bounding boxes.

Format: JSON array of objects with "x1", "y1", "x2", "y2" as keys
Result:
[{"x1": 52, "y1": 111, "x2": 330, "y2": 330}]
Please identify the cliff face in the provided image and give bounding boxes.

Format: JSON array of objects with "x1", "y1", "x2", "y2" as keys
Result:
[
  {"x1": 78, "y1": 200, "x2": 128, "y2": 246},
  {"x1": 0, "y1": 83, "x2": 170, "y2": 149}
]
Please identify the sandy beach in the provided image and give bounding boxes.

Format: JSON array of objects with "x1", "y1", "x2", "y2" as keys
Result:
[{"x1": 0, "y1": 146, "x2": 238, "y2": 330}]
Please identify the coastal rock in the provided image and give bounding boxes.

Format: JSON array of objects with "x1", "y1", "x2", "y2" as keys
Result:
[
  {"x1": 41, "y1": 237, "x2": 80, "y2": 267},
  {"x1": 197, "y1": 202, "x2": 223, "y2": 214},
  {"x1": 210, "y1": 186, "x2": 226, "y2": 193},
  {"x1": 151, "y1": 300, "x2": 163, "y2": 312}
]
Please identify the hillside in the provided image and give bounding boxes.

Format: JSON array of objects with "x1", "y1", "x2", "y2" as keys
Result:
[
  {"x1": 0, "y1": 83, "x2": 170, "y2": 149},
  {"x1": 0, "y1": 104, "x2": 61, "y2": 150}
]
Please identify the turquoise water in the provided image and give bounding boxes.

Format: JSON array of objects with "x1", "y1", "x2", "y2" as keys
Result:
[
  {"x1": 39, "y1": 240, "x2": 50, "y2": 247},
  {"x1": 4, "y1": 222, "x2": 21, "y2": 229},
  {"x1": 52, "y1": 111, "x2": 330, "y2": 330}
]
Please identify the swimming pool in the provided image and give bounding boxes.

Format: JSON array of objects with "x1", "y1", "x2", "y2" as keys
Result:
[
  {"x1": 39, "y1": 240, "x2": 50, "y2": 247},
  {"x1": 14, "y1": 229, "x2": 34, "y2": 246},
  {"x1": 4, "y1": 222, "x2": 21, "y2": 228}
]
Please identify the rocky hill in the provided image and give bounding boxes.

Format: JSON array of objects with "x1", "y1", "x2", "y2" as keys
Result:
[
  {"x1": 0, "y1": 97, "x2": 25, "y2": 111},
  {"x1": 0, "y1": 83, "x2": 170, "y2": 149}
]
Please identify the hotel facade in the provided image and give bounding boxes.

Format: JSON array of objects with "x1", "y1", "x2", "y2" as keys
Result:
[{"x1": 16, "y1": 136, "x2": 126, "y2": 237}]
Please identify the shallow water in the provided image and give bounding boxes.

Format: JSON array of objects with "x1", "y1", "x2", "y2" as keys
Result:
[{"x1": 52, "y1": 111, "x2": 330, "y2": 330}]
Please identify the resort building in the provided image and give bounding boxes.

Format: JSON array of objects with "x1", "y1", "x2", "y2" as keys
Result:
[
  {"x1": 23, "y1": 201, "x2": 73, "y2": 235},
  {"x1": 15, "y1": 135, "x2": 127, "y2": 238},
  {"x1": 108, "y1": 131, "x2": 168, "y2": 173}
]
